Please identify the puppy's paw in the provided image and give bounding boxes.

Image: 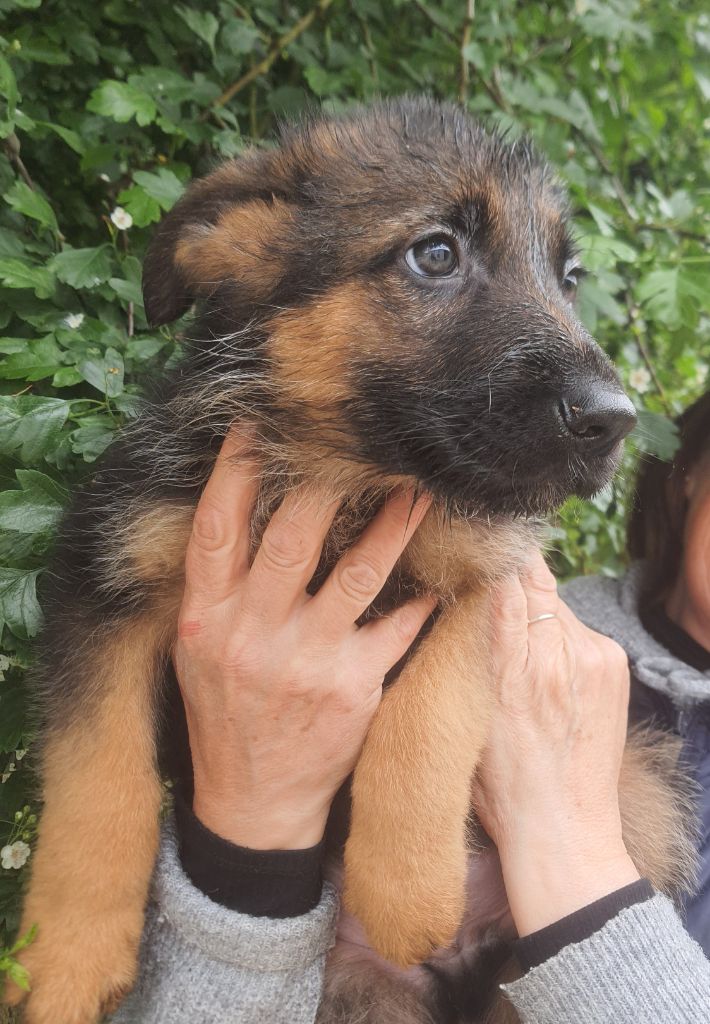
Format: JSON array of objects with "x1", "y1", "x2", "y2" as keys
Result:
[
  {"x1": 344, "y1": 839, "x2": 466, "y2": 966},
  {"x1": 2, "y1": 909, "x2": 141, "y2": 1024}
]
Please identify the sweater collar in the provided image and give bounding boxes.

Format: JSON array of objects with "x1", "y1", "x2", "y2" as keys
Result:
[
  {"x1": 562, "y1": 562, "x2": 710, "y2": 708},
  {"x1": 619, "y1": 563, "x2": 710, "y2": 706}
]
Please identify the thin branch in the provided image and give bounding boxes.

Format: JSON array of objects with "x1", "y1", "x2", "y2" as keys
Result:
[
  {"x1": 412, "y1": 0, "x2": 509, "y2": 112},
  {"x1": 625, "y1": 293, "x2": 672, "y2": 414},
  {"x1": 205, "y1": 0, "x2": 335, "y2": 115},
  {"x1": 639, "y1": 222, "x2": 706, "y2": 242},
  {"x1": 459, "y1": 0, "x2": 475, "y2": 104},
  {"x1": 349, "y1": 0, "x2": 378, "y2": 84},
  {"x1": 589, "y1": 140, "x2": 636, "y2": 221},
  {"x1": 3, "y1": 135, "x2": 35, "y2": 190}
]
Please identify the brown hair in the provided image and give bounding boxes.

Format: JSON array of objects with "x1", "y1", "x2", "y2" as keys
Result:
[{"x1": 627, "y1": 389, "x2": 710, "y2": 607}]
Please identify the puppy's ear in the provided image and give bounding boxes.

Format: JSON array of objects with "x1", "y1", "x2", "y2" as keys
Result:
[{"x1": 142, "y1": 151, "x2": 294, "y2": 327}]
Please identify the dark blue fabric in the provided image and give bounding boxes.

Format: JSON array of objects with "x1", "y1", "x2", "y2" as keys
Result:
[
  {"x1": 677, "y1": 711, "x2": 710, "y2": 956},
  {"x1": 629, "y1": 675, "x2": 710, "y2": 958}
]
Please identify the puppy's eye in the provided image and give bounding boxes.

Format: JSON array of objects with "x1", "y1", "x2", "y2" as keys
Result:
[
  {"x1": 562, "y1": 265, "x2": 585, "y2": 296},
  {"x1": 406, "y1": 235, "x2": 459, "y2": 278}
]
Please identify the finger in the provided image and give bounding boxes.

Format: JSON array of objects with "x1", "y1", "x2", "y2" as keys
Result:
[
  {"x1": 490, "y1": 571, "x2": 528, "y2": 652},
  {"x1": 520, "y1": 549, "x2": 562, "y2": 632},
  {"x1": 244, "y1": 486, "x2": 341, "y2": 624},
  {"x1": 357, "y1": 594, "x2": 438, "y2": 676},
  {"x1": 308, "y1": 489, "x2": 432, "y2": 639},
  {"x1": 183, "y1": 427, "x2": 259, "y2": 606}
]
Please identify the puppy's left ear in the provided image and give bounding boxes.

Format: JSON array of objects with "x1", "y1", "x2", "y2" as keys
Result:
[{"x1": 142, "y1": 150, "x2": 294, "y2": 327}]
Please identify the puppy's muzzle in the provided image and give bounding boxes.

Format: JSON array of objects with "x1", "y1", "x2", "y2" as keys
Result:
[{"x1": 556, "y1": 386, "x2": 637, "y2": 457}]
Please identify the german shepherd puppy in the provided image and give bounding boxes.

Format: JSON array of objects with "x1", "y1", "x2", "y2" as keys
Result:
[{"x1": 6, "y1": 98, "x2": 694, "y2": 1024}]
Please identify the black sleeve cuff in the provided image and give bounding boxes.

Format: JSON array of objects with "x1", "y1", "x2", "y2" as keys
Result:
[
  {"x1": 514, "y1": 878, "x2": 655, "y2": 972},
  {"x1": 173, "y1": 788, "x2": 324, "y2": 919}
]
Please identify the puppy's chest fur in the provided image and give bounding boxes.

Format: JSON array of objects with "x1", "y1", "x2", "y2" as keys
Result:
[{"x1": 248, "y1": 470, "x2": 536, "y2": 611}]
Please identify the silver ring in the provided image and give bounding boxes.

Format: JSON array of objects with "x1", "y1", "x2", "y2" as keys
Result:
[{"x1": 528, "y1": 613, "x2": 557, "y2": 625}]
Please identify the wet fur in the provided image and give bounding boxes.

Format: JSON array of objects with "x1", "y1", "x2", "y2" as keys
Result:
[{"x1": 5, "y1": 99, "x2": 696, "y2": 1023}]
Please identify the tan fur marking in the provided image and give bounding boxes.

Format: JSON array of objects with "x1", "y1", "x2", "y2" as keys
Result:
[
  {"x1": 118, "y1": 502, "x2": 194, "y2": 585},
  {"x1": 5, "y1": 602, "x2": 179, "y2": 1024},
  {"x1": 345, "y1": 590, "x2": 493, "y2": 966},
  {"x1": 267, "y1": 281, "x2": 381, "y2": 411},
  {"x1": 175, "y1": 198, "x2": 292, "y2": 298},
  {"x1": 619, "y1": 728, "x2": 698, "y2": 894}
]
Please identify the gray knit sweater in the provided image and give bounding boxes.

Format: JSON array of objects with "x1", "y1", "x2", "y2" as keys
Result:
[{"x1": 111, "y1": 566, "x2": 710, "y2": 1024}]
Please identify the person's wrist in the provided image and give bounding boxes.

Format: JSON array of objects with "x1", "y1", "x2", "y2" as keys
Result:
[
  {"x1": 192, "y1": 776, "x2": 330, "y2": 851},
  {"x1": 499, "y1": 825, "x2": 640, "y2": 937}
]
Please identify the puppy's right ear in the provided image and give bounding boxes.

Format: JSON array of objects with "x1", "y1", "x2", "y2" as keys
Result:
[{"x1": 142, "y1": 151, "x2": 291, "y2": 327}]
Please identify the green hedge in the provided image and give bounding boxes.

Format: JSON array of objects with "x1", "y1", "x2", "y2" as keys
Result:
[{"x1": 0, "y1": 0, "x2": 708, "y2": 974}]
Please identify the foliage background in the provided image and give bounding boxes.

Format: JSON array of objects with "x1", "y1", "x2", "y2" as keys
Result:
[{"x1": 0, "y1": 0, "x2": 708, "y2": 987}]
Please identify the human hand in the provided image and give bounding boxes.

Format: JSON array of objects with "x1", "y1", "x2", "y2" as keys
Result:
[
  {"x1": 173, "y1": 429, "x2": 435, "y2": 851},
  {"x1": 474, "y1": 551, "x2": 640, "y2": 936}
]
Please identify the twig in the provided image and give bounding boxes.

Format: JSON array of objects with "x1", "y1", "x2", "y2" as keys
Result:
[
  {"x1": 127, "y1": 301, "x2": 134, "y2": 338},
  {"x1": 459, "y1": 0, "x2": 475, "y2": 104},
  {"x1": 3, "y1": 135, "x2": 35, "y2": 190},
  {"x1": 348, "y1": 0, "x2": 378, "y2": 84},
  {"x1": 412, "y1": 0, "x2": 509, "y2": 111},
  {"x1": 412, "y1": 0, "x2": 457, "y2": 42},
  {"x1": 205, "y1": 0, "x2": 335, "y2": 115},
  {"x1": 639, "y1": 222, "x2": 706, "y2": 242},
  {"x1": 625, "y1": 293, "x2": 672, "y2": 414},
  {"x1": 589, "y1": 140, "x2": 636, "y2": 221}
]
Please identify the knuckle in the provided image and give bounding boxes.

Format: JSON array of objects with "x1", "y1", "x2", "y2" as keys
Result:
[
  {"x1": 260, "y1": 522, "x2": 311, "y2": 571},
  {"x1": 191, "y1": 500, "x2": 227, "y2": 552},
  {"x1": 388, "y1": 608, "x2": 421, "y2": 646},
  {"x1": 338, "y1": 556, "x2": 384, "y2": 601},
  {"x1": 176, "y1": 612, "x2": 205, "y2": 641}
]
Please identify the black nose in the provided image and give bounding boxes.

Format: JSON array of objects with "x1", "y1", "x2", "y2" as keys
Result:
[{"x1": 557, "y1": 388, "x2": 637, "y2": 455}]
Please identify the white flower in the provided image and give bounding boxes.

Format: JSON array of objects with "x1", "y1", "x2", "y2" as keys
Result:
[
  {"x1": 14, "y1": 749, "x2": 27, "y2": 761},
  {"x1": 628, "y1": 367, "x2": 651, "y2": 393},
  {"x1": 110, "y1": 206, "x2": 133, "y2": 230},
  {"x1": 99, "y1": 173, "x2": 111, "y2": 183},
  {"x1": 1, "y1": 841, "x2": 30, "y2": 870},
  {"x1": 63, "y1": 312, "x2": 85, "y2": 330}
]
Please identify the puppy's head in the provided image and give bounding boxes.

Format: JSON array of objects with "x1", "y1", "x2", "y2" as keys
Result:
[{"x1": 144, "y1": 97, "x2": 635, "y2": 516}]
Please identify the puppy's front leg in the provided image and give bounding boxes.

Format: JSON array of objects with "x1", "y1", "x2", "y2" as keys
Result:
[{"x1": 344, "y1": 591, "x2": 490, "y2": 966}]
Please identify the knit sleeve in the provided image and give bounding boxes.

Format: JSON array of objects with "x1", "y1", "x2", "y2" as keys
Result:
[
  {"x1": 109, "y1": 819, "x2": 338, "y2": 1024},
  {"x1": 501, "y1": 893, "x2": 710, "y2": 1024}
]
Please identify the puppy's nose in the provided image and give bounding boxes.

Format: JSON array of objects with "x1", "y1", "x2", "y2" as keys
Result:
[{"x1": 557, "y1": 388, "x2": 637, "y2": 455}]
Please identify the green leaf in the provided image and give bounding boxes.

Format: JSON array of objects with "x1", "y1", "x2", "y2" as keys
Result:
[
  {"x1": 0, "y1": 56, "x2": 18, "y2": 138},
  {"x1": 87, "y1": 80, "x2": 157, "y2": 127},
  {"x1": 78, "y1": 347, "x2": 124, "y2": 397},
  {"x1": 49, "y1": 246, "x2": 113, "y2": 290},
  {"x1": 108, "y1": 277, "x2": 143, "y2": 307},
  {"x1": 70, "y1": 421, "x2": 115, "y2": 461},
  {"x1": 0, "y1": 470, "x2": 64, "y2": 534},
  {"x1": 580, "y1": 235, "x2": 637, "y2": 271},
  {"x1": 0, "y1": 395, "x2": 69, "y2": 463},
  {"x1": 3, "y1": 181, "x2": 59, "y2": 235},
  {"x1": 0, "y1": 259, "x2": 55, "y2": 298},
  {"x1": 176, "y1": 5, "x2": 219, "y2": 54},
  {"x1": 0, "y1": 335, "x2": 63, "y2": 381},
  {"x1": 131, "y1": 169, "x2": 184, "y2": 211},
  {"x1": 636, "y1": 265, "x2": 707, "y2": 331},
  {"x1": 632, "y1": 410, "x2": 680, "y2": 461},
  {"x1": 15, "y1": 469, "x2": 68, "y2": 504},
  {"x1": 36, "y1": 121, "x2": 85, "y2": 156},
  {"x1": 0, "y1": 675, "x2": 28, "y2": 750},
  {"x1": 51, "y1": 366, "x2": 83, "y2": 388},
  {"x1": 0, "y1": 567, "x2": 42, "y2": 639},
  {"x1": 115, "y1": 184, "x2": 161, "y2": 227},
  {"x1": 4, "y1": 957, "x2": 31, "y2": 991}
]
